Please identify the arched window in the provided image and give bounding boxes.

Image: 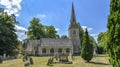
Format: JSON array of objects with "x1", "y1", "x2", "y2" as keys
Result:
[
  {"x1": 42, "y1": 48, "x2": 46, "y2": 54},
  {"x1": 58, "y1": 48, "x2": 62, "y2": 53},
  {"x1": 66, "y1": 48, "x2": 70, "y2": 53},
  {"x1": 50, "y1": 48, "x2": 54, "y2": 53}
]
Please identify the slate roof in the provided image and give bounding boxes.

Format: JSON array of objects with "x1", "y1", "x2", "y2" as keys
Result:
[
  {"x1": 41, "y1": 38, "x2": 73, "y2": 47},
  {"x1": 25, "y1": 38, "x2": 73, "y2": 50}
]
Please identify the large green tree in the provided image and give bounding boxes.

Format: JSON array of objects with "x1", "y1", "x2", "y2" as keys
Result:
[
  {"x1": 45, "y1": 25, "x2": 57, "y2": 38},
  {"x1": 106, "y1": 0, "x2": 120, "y2": 66},
  {"x1": 81, "y1": 28, "x2": 94, "y2": 62},
  {"x1": 27, "y1": 17, "x2": 45, "y2": 39},
  {"x1": 27, "y1": 17, "x2": 58, "y2": 39},
  {"x1": 0, "y1": 12, "x2": 18, "y2": 56}
]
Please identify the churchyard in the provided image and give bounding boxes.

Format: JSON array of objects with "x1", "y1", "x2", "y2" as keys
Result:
[{"x1": 0, "y1": 54, "x2": 112, "y2": 67}]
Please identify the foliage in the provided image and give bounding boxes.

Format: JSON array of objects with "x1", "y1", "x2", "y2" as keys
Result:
[
  {"x1": 97, "y1": 32, "x2": 108, "y2": 48},
  {"x1": 89, "y1": 35, "x2": 97, "y2": 48},
  {"x1": 61, "y1": 35, "x2": 68, "y2": 39},
  {"x1": 97, "y1": 32, "x2": 108, "y2": 53},
  {"x1": 77, "y1": 22, "x2": 84, "y2": 44},
  {"x1": 27, "y1": 17, "x2": 58, "y2": 39},
  {"x1": 106, "y1": 0, "x2": 120, "y2": 66},
  {"x1": 81, "y1": 28, "x2": 94, "y2": 62},
  {"x1": 27, "y1": 17, "x2": 45, "y2": 39},
  {"x1": 44, "y1": 25, "x2": 57, "y2": 38},
  {"x1": 97, "y1": 46, "x2": 104, "y2": 54},
  {"x1": 0, "y1": 12, "x2": 19, "y2": 56}
]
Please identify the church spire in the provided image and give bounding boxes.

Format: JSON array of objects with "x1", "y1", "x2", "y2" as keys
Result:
[{"x1": 70, "y1": 2, "x2": 76, "y2": 25}]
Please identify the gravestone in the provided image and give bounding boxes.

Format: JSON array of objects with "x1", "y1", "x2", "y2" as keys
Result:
[
  {"x1": 0, "y1": 56, "x2": 3, "y2": 63},
  {"x1": 59, "y1": 53, "x2": 73, "y2": 64},
  {"x1": 29, "y1": 57, "x2": 33, "y2": 65},
  {"x1": 50, "y1": 57, "x2": 53, "y2": 64},
  {"x1": 23, "y1": 53, "x2": 28, "y2": 62},
  {"x1": 54, "y1": 53, "x2": 59, "y2": 61},
  {"x1": 59, "y1": 53, "x2": 69, "y2": 62},
  {"x1": 47, "y1": 57, "x2": 51, "y2": 65}
]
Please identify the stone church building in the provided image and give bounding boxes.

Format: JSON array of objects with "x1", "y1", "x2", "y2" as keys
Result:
[{"x1": 25, "y1": 3, "x2": 81, "y2": 56}]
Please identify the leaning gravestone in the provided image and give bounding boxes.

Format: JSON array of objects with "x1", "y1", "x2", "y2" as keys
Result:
[
  {"x1": 0, "y1": 56, "x2": 3, "y2": 63},
  {"x1": 47, "y1": 57, "x2": 51, "y2": 65},
  {"x1": 29, "y1": 57, "x2": 33, "y2": 65}
]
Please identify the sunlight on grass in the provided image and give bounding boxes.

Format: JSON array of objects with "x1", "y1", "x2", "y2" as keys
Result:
[{"x1": 0, "y1": 54, "x2": 112, "y2": 67}]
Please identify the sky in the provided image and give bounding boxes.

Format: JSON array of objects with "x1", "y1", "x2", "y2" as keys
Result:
[{"x1": 0, "y1": 0, "x2": 110, "y2": 41}]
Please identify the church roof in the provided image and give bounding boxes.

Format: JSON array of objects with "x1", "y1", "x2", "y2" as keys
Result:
[
  {"x1": 41, "y1": 38, "x2": 73, "y2": 47},
  {"x1": 25, "y1": 38, "x2": 73, "y2": 48}
]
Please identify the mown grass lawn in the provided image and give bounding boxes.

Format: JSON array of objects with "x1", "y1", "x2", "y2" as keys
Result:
[{"x1": 0, "y1": 54, "x2": 112, "y2": 67}]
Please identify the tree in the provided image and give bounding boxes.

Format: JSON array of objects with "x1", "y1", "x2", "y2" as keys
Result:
[
  {"x1": 61, "y1": 35, "x2": 68, "y2": 39},
  {"x1": 27, "y1": 17, "x2": 58, "y2": 39},
  {"x1": 97, "y1": 32, "x2": 108, "y2": 54},
  {"x1": 77, "y1": 22, "x2": 84, "y2": 45},
  {"x1": 106, "y1": 0, "x2": 120, "y2": 66},
  {"x1": 0, "y1": 12, "x2": 18, "y2": 56},
  {"x1": 27, "y1": 17, "x2": 45, "y2": 39},
  {"x1": 81, "y1": 28, "x2": 94, "y2": 62},
  {"x1": 45, "y1": 25, "x2": 57, "y2": 38}
]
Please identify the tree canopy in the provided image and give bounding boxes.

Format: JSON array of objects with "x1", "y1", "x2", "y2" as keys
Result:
[
  {"x1": 106, "y1": 0, "x2": 120, "y2": 66},
  {"x1": 27, "y1": 17, "x2": 58, "y2": 39},
  {"x1": 81, "y1": 28, "x2": 94, "y2": 62},
  {"x1": 0, "y1": 12, "x2": 19, "y2": 55}
]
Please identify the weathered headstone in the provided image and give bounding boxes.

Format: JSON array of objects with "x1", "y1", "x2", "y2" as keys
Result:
[
  {"x1": 0, "y1": 56, "x2": 3, "y2": 63},
  {"x1": 23, "y1": 54, "x2": 28, "y2": 62},
  {"x1": 54, "y1": 53, "x2": 59, "y2": 61},
  {"x1": 50, "y1": 57, "x2": 53, "y2": 64},
  {"x1": 59, "y1": 53, "x2": 69, "y2": 62},
  {"x1": 29, "y1": 57, "x2": 33, "y2": 65}
]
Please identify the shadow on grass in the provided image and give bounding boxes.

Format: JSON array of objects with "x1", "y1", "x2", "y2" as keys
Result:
[
  {"x1": 94, "y1": 54, "x2": 108, "y2": 57},
  {"x1": 47, "y1": 64, "x2": 54, "y2": 66},
  {"x1": 53, "y1": 61, "x2": 73, "y2": 64},
  {"x1": 87, "y1": 61, "x2": 110, "y2": 65}
]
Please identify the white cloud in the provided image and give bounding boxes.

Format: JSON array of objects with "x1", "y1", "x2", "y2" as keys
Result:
[
  {"x1": 0, "y1": 0, "x2": 22, "y2": 16},
  {"x1": 36, "y1": 14, "x2": 46, "y2": 19},
  {"x1": 15, "y1": 25, "x2": 28, "y2": 32},
  {"x1": 15, "y1": 25, "x2": 27, "y2": 41},
  {"x1": 55, "y1": 28, "x2": 59, "y2": 34},
  {"x1": 90, "y1": 33, "x2": 98, "y2": 43},
  {"x1": 82, "y1": 26, "x2": 93, "y2": 32},
  {"x1": 90, "y1": 34, "x2": 98, "y2": 37}
]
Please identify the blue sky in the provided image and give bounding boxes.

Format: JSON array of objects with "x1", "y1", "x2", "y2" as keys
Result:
[{"x1": 0, "y1": 0, "x2": 110, "y2": 41}]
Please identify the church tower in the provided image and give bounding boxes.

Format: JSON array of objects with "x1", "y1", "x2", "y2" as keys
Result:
[{"x1": 68, "y1": 2, "x2": 81, "y2": 55}]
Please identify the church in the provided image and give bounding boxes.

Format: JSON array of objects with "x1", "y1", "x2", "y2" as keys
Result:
[{"x1": 25, "y1": 2, "x2": 81, "y2": 56}]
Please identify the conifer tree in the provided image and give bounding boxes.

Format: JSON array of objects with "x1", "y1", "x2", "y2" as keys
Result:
[
  {"x1": 81, "y1": 28, "x2": 93, "y2": 62},
  {"x1": 106, "y1": 0, "x2": 120, "y2": 66}
]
